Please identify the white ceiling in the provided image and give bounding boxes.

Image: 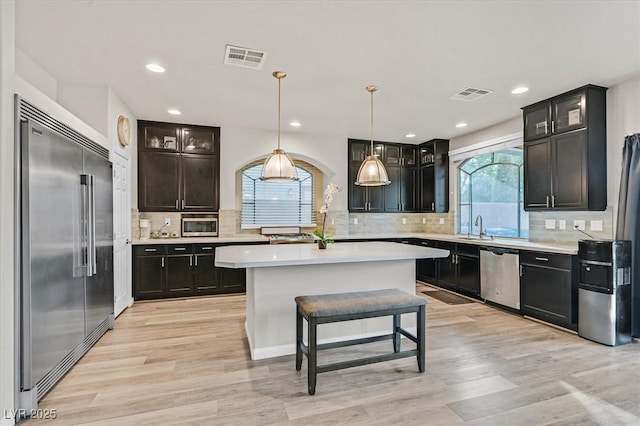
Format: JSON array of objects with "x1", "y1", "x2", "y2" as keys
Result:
[{"x1": 14, "y1": 1, "x2": 640, "y2": 142}]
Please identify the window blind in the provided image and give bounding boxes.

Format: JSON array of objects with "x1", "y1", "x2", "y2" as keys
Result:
[{"x1": 241, "y1": 165, "x2": 315, "y2": 228}]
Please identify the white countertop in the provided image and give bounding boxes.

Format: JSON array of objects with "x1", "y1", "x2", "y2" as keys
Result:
[
  {"x1": 215, "y1": 241, "x2": 450, "y2": 268},
  {"x1": 132, "y1": 232, "x2": 578, "y2": 255}
]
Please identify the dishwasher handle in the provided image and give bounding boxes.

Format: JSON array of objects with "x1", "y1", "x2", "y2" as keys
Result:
[{"x1": 480, "y1": 247, "x2": 518, "y2": 256}]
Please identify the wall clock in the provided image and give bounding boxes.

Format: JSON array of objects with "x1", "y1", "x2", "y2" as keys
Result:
[{"x1": 117, "y1": 115, "x2": 131, "y2": 147}]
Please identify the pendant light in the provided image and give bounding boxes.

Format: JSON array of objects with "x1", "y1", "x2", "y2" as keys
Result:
[
  {"x1": 355, "y1": 85, "x2": 390, "y2": 186},
  {"x1": 260, "y1": 71, "x2": 298, "y2": 181}
]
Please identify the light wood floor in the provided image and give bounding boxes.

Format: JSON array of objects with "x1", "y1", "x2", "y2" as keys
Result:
[{"x1": 25, "y1": 283, "x2": 640, "y2": 425}]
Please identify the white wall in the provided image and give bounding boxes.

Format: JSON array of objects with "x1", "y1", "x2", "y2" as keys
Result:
[
  {"x1": 57, "y1": 82, "x2": 109, "y2": 136},
  {"x1": 0, "y1": 0, "x2": 15, "y2": 423},
  {"x1": 606, "y1": 76, "x2": 640, "y2": 228},
  {"x1": 449, "y1": 116, "x2": 521, "y2": 152},
  {"x1": 15, "y1": 48, "x2": 56, "y2": 101}
]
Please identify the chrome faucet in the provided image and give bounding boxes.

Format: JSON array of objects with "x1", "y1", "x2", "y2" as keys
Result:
[{"x1": 475, "y1": 215, "x2": 485, "y2": 238}]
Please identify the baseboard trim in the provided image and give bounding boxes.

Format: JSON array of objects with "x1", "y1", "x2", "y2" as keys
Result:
[{"x1": 1, "y1": 416, "x2": 16, "y2": 426}]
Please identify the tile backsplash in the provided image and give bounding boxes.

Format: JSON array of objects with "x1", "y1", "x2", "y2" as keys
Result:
[{"x1": 528, "y1": 207, "x2": 614, "y2": 244}]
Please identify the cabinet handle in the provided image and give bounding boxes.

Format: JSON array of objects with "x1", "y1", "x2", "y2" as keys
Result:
[
  {"x1": 421, "y1": 242, "x2": 430, "y2": 246},
  {"x1": 535, "y1": 257, "x2": 549, "y2": 262},
  {"x1": 161, "y1": 257, "x2": 165, "y2": 268},
  {"x1": 431, "y1": 202, "x2": 435, "y2": 211},
  {"x1": 175, "y1": 200, "x2": 179, "y2": 209},
  {"x1": 195, "y1": 256, "x2": 198, "y2": 266},
  {"x1": 546, "y1": 195, "x2": 550, "y2": 208},
  {"x1": 519, "y1": 265, "x2": 523, "y2": 277},
  {"x1": 551, "y1": 195, "x2": 555, "y2": 208},
  {"x1": 174, "y1": 247, "x2": 186, "y2": 251},
  {"x1": 201, "y1": 246, "x2": 213, "y2": 250},
  {"x1": 144, "y1": 248, "x2": 157, "y2": 252},
  {"x1": 182, "y1": 200, "x2": 185, "y2": 209},
  {"x1": 190, "y1": 255, "x2": 193, "y2": 266},
  {"x1": 551, "y1": 120, "x2": 555, "y2": 133}
]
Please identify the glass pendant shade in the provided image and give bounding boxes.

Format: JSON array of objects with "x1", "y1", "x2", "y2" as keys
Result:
[
  {"x1": 355, "y1": 85, "x2": 390, "y2": 186},
  {"x1": 261, "y1": 148, "x2": 298, "y2": 181},
  {"x1": 355, "y1": 155, "x2": 390, "y2": 186},
  {"x1": 261, "y1": 71, "x2": 299, "y2": 182}
]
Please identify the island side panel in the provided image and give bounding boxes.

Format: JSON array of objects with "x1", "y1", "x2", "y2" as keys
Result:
[{"x1": 245, "y1": 259, "x2": 417, "y2": 360}]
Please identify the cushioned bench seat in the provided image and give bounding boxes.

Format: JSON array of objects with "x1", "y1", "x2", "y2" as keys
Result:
[{"x1": 295, "y1": 288, "x2": 427, "y2": 395}]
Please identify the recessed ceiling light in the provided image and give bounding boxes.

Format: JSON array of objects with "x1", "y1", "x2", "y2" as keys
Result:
[
  {"x1": 146, "y1": 63, "x2": 165, "y2": 73},
  {"x1": 456, "y1": 122, "x2": 468, "y2": 128},
  {"x1": 405, "y1": 133, "x2": 416, "y2": 138},
  {"x1": 289, "y1": 121, "x2": 301, "y2": 127},
  {"x1": 511, "y1": 86, "x2": 529, "y2": 94},
  {"x1": 167, "y1": 109, "x2": 181, "y2": 115}
]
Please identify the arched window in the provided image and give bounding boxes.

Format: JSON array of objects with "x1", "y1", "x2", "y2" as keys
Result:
[
  {"x1": 458, "y1": 148, "x2": 528, "y2": 238},
  {"x1": 241, "y1": 163, "x2": 315, "y2": 227}
]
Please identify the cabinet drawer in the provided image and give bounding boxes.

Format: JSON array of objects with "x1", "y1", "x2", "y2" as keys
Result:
[
  {"x1": 194, "y1": 243, "x2": 216, "y2": 254},
  {"x1": 456, "y1": 243, "x2": 479, "y2": 257},
  {"x1": 167, "y1": 244, "x2": 194, "y2": 255},
  {"x1": 520, "y1": 251, "x2": 572, "y2": 270},
  {"x1": 133, "y1": 245, "x2": 166, "y2": 256}
]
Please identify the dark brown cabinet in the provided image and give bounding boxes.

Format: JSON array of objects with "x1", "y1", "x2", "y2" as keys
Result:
[
  {"x1": 434, "y1": 242, "x2": 480, "y2": 297},
  {"x1": 138, "y1": 120, "x2": 220, "y2": 212},
  {"x1": 418, "y1": 139, "x2": 449, "y2": 212},
  {"x1": 384, "y1": 144, "x2": 418, "y2": 212},
  {"x1": 348, "y1": 139, "x2": 385, "y2": 212},
  {"x1": 522, "y1": 85, "x2": 606, "y2": 211},
  {"x1": 133, "y1": 242, "x2": 259, "y2": 300},
  {"x1": 414, "y1": 239, "x2": 438, "y2": 283},
  {"x1": 520, "y1": 251, "x2": 578, "y2": 330}
]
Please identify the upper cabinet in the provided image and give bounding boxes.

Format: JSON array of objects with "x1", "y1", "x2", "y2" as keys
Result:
[
  {"x1": 419, "y1": 139, "x2": 449, "y2": 213},
  {"x1": 347, "y1": 138, "x2": 449, "y2": 213},
  {"x1": 522, "y1": 85, "x2": 607, "y2": 211},
  {"x1": 138, "y1": 120, "x2": 220, "y2": 212}
]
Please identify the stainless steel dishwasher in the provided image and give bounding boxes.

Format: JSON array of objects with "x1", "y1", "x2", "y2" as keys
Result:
[{"x1": 480, "y1": 247, "x2": 520, "y2": 310}]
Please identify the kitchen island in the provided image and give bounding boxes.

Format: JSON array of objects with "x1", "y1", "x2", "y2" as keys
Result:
[{"x1": 215, "y1": 241, "x2": 449, "y2": 360}]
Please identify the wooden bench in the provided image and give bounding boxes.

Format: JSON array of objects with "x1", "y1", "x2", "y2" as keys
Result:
[{"x1": 294, "y1": 288, "x2": 427, "y2": 395}]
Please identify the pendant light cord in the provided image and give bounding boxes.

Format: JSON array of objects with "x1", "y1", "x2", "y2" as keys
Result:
[
  {"x1": 277, "y1": 75, "x2": 281, "y2": 150},
  {"x1": 370, "y1": 88, "x2": 374, "y2": 155}
]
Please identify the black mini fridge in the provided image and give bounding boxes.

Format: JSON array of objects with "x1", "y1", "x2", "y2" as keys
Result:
[{"x1": 578, "y1": 240, "x2": 632, "y2": 346}]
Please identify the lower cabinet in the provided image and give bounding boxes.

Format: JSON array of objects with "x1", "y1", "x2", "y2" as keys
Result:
[
  {"x1": 519, "y1": 251, "x2": 578, "y2": 330},
  {"x1": 133, "y1": 242, "x2": 262, "y2": 300},
  {"x1": 413, "y1": 239, "x2": 438, "y2": 283},
  {"x1": 427, "y1": 241, "x2": 480, "y2": 297}
]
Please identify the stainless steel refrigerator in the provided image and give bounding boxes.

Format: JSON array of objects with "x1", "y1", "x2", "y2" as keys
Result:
[{"x1": 17, "y1": 97, "x2": 114, "y2": 410}]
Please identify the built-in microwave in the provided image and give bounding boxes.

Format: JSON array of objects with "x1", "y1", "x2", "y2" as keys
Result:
[{"x1": 182, "y1": 217, "x2": 218, "y2": 237}]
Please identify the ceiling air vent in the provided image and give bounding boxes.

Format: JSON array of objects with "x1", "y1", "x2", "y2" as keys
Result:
[
  {"x1": 450, "y1": 87, "x2": 493, "y2": 101},
  {"x1": 224, "y1": 45, "x2": 267, "y2": 70}
]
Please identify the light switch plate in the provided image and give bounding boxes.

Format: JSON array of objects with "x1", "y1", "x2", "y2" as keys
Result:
[
  {"x1": 559, "y1": 220, "x2": 566, "y2": 230},
  {"x1": 353, "y1": 218, "x2": 358, "y2": 225},
  {"x1": 574, "y1": 220, "x2": 586, "y2": 231},
  {"x1": 422, "y1": 217, "x2": 426, "y2": 224},
  {"x1": 590, "y1": 220, "x2": 603, "y2": 231},
  {"x1": 402, "y1": 218, "x2": 407, "y2": 225},
  {"x1": 545, "y1": 219, "x2": 555, "y2": 229},
  {"x1": 439, "y1": 218, "x2": 445, "y2": 224}
]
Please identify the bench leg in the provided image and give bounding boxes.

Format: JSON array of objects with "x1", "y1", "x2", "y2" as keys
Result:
[
  {"x1": 296, "y1": 308, "x2": 303, "y2": 371},
  {"x1": 417, "y1": 305, "x2": 425, "y2": 373},
  {"x1": 308, "y1": 317, "x2": 317, "y2": 395},
  {"x1": 392, "y1": 314, "x2": 401, "y2": 353}
]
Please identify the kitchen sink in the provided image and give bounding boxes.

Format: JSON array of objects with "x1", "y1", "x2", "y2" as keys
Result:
[{"x1": 457, "y1": 235, "x2": 494, "y2": 241}]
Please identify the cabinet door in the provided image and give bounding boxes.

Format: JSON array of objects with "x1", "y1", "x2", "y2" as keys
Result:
[
  {"x1": 134, "y1": 256, "x2": 164, "y2": 300},
  {"x1": 553, "y1": 92, "x2": 585, "y2": 134},
  {"x1": 219, "y1": 268, "x2": 246, "y2": 293},
  {"x1": 139, "y1": 152, "x2": 180, "y2": 211},
  {"x1": 437, "y1": 242, "x2": 456, "y2": 290},
  {"x1": 523, "y1": 139, "x2": 552, "y2": 210},
  {"x1": 348, "y1": 165, "x2": 367, "y2": 212},
  {"x1": 420, "y1": 165, "x2": 435, "y2": 212},
  {"x1": 384, "y1": 167, "x2": 401, "y2": 212},
  {"x1": 181, "y1": 127, "x2": 218, "y2": 154},
  {"x1": 165, "y1": 255, "x2": 193, "y2": 296},
  {"x1": 523, "y1": 103, "x2": 551, "y2": 141},
  {"x1": 140, "y1": 122, "x2": 180, "y2": 151},
  {"x1": 384, "y1": 144, "x2": 401, "y2": 167},
  {"x1": 194, "y1": 254, "x2": 219, "y2": 294},
  {"x1": 457, "y1": 255, "x2": 480, "y2": 296},
  {"x1": 182, "y1": 154, "x2": 219, "y2": 211},
  {"x1": 367, "y1": 186, "x2": 385, "y2": 212},
  {"x1": 416, "y1": 240, "x2": 438, "y2": 283},
  {"x1": 552, "y1": 130, "x2": 587, "y2": 209},
  {"x1": 521, "y1": 265, "x2": 574, "y2": 329}
]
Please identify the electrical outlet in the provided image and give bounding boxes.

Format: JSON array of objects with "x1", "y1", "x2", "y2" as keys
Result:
[
  {"x1": 164, "y1": 218, "x2": 171, "y2": 226},
  {"x1": 590, "y1": 220, "x2": 603, "y2": 231},
  {"x1": 353, "y1": 217, "x2": 358, "y2": 225},
  {"x1": 559, "y1": 220, "x2": 566, "y2": 230},
  {"x1": 545, "y1": 219, "x2": 555, "y2": 229},
  {"x1": 439, "y1": 218, "x2": 445, "y2": 225},
  {"x1": 402, "y1": 217, "x2": 407, "y2": 225},
  {"x1": 422, "y1": 217, "x2": 426, "y2": 224},
  {"x1": 331, "y1": 218, "x2": 335, "y2": 225},
  {"x1": 574, "y1": 220, "x2": 586, "y2": 231}
]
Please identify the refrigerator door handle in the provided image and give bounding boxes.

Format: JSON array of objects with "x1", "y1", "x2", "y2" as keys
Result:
[
  {"x1": 81, "y1": 174, "x2": 92, "y2": 276},
  {"x1": 82, "y1": 174, "x2": 97, "y2": 276},
  {"x1": 90, "y1": 174, "x2": 97, "y2": 276}
]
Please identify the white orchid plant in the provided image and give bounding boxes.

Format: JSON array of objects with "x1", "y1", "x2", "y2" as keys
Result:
[{"x1": 314, "y1": 183, "x2": 342, "y2": 244}]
